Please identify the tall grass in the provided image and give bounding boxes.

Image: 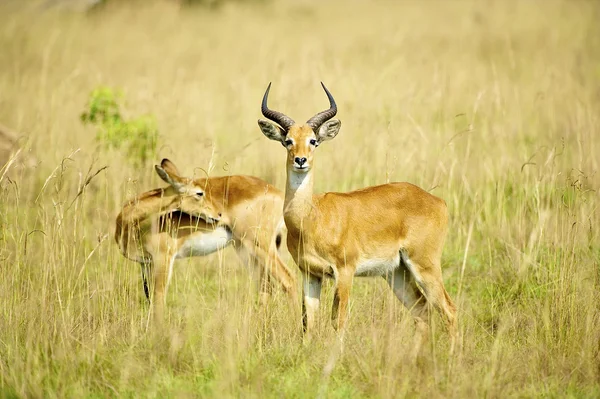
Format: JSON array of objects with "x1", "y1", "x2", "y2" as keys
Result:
[{"x1": 1, "y1": 0, "x2": 599, "y2": 397}]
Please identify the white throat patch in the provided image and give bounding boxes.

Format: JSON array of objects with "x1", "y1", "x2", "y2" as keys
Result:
[{"x1": 288, "y1": 170, "x2": 312, "y2": 191}]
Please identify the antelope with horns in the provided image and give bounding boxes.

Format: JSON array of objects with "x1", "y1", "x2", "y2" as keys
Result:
[
  {"x1": 115, "y1": 158, "x2": 297, "y2": 322},
  {"x1": 257, "y1": 83, "x2": 457, "y2": 351}
]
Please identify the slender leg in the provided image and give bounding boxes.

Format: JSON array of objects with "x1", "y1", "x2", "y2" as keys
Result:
[
  {"x1": 302, "y1": 273, "x2": 322, "y2": 337},
  {"x1": 331, "y1": 267, "x2": 354, "y2": 337},
  {"x1": 385, "y1": 262, "x2": 430, "y2": 360},
  {"x1": 403, "y1": 255, "x2": 457, "y2": 337},
  {"x1": 266, "y1": 249, "x2": 298, "y2": 302},
  {"x1": 152, "y1": 251, "x2": 176, "y2": 324},
  {"x1": 237, "y1": 238, "x2": 298, "y2": 305},
  {"x1": 257, "y1": 261, "x2": 273, "y2": 307},
  {"x1": 269, "y1": 223, "x2": 298, "y2": 301},
  {"x1": 236, "y1": 242, "x2": 270, "y2": 306}
]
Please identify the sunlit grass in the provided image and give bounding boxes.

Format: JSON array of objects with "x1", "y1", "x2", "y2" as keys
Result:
[{"x1": 0, "y1": 0, "x2": 599, "y2": 397}]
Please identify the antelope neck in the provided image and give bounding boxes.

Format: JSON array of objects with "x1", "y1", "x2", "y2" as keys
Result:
[
  {"x1": 284, "y1": 166, "x2": 316, "y2": 227},
  {"x1": 123, "y1": 189, "x2": 180, "y2": 224}
]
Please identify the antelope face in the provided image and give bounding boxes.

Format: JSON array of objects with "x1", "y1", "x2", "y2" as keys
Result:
[
  {"x1": 155, "y1": 158, "x2": 223, "y2": 224},
  {"x1": 258, "y1": 82, "x2": 341, "y2": 174},
  {"x1": 175, "y1": 181, "x2": 222, "y2": 224},
  {"x1": 282, "y1": 125, "x2": 317, "y2": 172}
]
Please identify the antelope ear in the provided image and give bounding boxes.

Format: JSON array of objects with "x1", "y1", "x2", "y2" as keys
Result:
[
  {"x1": 316, "y1": 119, "x2": 341, "y2": 143},
  {"x1": 160, "y1": 158, "x2": 182, "y2": 176},
  {"x1": 155, "y1": 164, "x2": 186, "y2": 194},
  {"x1": 258, "y1": 119, "x2": 286, "y2": 144}
]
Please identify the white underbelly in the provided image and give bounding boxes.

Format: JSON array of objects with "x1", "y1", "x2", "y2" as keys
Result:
[
  {"x1": 176, "y1": 227, "x2": 233, "y2": 258},
  {"x1": 354, "y1": 255, "x2": 400, "y2": 277}
]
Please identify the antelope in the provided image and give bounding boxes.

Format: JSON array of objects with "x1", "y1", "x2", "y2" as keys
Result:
[
  {"x1": 115, "y1": 158, "x2": 297, "y2": 322},
  {"x1": 257, "y1": 83, "x2": 457, "y2": 351}
]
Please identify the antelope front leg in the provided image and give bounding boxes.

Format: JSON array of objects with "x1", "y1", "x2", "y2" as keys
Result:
[
  {"x1": 331, "y1": 267, "x2": 354, "y2": 337},
  {"x1": 302, "y1": 273, "x2": 322, "y2": 338}
]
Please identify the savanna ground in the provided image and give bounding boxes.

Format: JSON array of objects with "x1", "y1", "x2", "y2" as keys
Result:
[{"x1": 1, "y1": 0, "x2": 599, "y2": 397}]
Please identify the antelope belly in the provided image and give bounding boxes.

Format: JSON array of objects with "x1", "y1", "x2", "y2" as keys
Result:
[
  {"x1": 354, "y1": 255, "x2": 400, "y2": 277},
  {"x1": 176, "y1": 227, "x2": 233, "y2": 258}
]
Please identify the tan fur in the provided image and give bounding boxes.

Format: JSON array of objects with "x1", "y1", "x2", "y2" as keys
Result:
[
  {"x1": 259, "y1": 111, "x2": 457, "y2": 351},
  {"x1": 115, "y1": 159, "x2": 297, "y2": 323}
]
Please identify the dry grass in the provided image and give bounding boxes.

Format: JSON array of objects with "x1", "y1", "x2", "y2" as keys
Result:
[{"x1": 1, "y1": 0, "x2": 599, "y2": 397}]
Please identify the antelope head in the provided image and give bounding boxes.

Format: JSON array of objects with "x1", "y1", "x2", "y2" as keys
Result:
[
  {"x1": 155, "y1": 158, "x2": 222, "y2": 224},
  {"x1": 258, "y1": 82, "x2": 341, "y2": 173}
]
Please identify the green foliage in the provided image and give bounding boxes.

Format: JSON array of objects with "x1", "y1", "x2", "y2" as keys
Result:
[{"x1": 80, "y1": 87, "x2": 158, "y2": 167}]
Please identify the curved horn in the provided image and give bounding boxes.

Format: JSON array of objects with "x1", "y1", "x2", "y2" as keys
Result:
[
  {"x1": 306, "y1": 82, "x2": 337, "y2": 131},
  {"x1": 261, "y1": 82, "x2": 295, "y2": 131}
]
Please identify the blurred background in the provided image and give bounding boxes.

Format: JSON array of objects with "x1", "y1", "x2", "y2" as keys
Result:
[{"x1": 1, "y1": 0, "x2": 599, "y2": 397}]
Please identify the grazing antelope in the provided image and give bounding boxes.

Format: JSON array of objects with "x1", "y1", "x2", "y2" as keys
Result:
[
  {"x1": 257, "y1": 83, "x2": 457, "y2": 350},
  {"x1": 115, "y1": 158, "x2": 297, "y2": 321}
]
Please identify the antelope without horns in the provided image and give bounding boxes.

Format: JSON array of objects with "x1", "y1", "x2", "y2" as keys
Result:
[
  {"x1": 115, "y1": 158, "x2": 297, "y2": 322},
  {"x1": 257, "y1": 83, "x2": 457, "y2": 351}
]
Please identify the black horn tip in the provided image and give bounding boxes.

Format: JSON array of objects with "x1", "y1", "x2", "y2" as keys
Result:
[
  {"x1": 320, "y1": 82, "x2": 335, "y2": 104},
  {"x1": 262, "y1": 83, "x2": 272, "y2": 102}
]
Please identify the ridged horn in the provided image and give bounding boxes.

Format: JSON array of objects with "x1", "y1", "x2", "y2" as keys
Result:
[
  {"x1": 261, "y1": 82, "x2": 295, "y2": 131},
  {"x1": 306, "y1": 82, "x2": 337, "y2": 131}
]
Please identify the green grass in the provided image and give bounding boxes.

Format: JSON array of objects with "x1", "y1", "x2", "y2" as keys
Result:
[{"x1": 1, "y1": 0, "x2": 599, "y2": 397}]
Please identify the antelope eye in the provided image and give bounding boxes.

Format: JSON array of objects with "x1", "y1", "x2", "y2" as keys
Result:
[
  {"x1": 284, "y1": 139, "x2": 293, "y2": 147},
  {"x1": 309, "y1": 139, "x2": 317, "y2": 146},
  {"x1": 195, "y1": 191, "x2": 204, "y2": 197}
]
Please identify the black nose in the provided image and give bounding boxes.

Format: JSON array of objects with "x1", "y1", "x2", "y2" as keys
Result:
[{"x1": 295, "y1": 157, "x2": 307, "y2": 166}]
